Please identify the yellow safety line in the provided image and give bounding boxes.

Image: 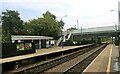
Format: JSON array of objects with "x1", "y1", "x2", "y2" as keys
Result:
[{"x1": 107, "y1": 44, "x2": 113, "y2": 74}]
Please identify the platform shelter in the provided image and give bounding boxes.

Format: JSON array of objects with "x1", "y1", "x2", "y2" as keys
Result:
[{"x1": 11, "y1": 35, "x2": 53, "y2": 49}]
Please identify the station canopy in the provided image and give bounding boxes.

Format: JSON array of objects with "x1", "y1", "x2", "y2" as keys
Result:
[{"x1": 11, "y1": 35, "x2": 53, "y2": 41}]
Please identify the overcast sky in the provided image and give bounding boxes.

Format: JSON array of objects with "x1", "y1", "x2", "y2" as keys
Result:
[{"x1": 1, "y1": 0, "x2": 120, "y2": 29}]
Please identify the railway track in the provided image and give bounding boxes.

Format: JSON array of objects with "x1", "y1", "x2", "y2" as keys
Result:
[
  {"x1": 5, "y1": 44, "x2": 108, "y2": 74},
  {"x1": 43, "y1": 44, "x2": 107, "y2": 74},
  {"x1": 64, "y1": 44, "x2": 107, "y2": 74}
]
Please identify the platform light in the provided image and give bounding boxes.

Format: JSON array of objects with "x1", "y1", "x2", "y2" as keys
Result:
[
  {"x1": 12, "y1": 40, "x2": 15, "y2": 43},
  {"x1": 57, "y1": 15, "x2": 67, "y2": 48},
  {"x1": 18, "y1": 40, "x2": 21, "y2": 43}
]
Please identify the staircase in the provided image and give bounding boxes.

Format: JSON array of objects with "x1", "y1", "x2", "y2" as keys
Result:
[{"x1": 56, "y1": 31, "x2": 71, "y2": 46}]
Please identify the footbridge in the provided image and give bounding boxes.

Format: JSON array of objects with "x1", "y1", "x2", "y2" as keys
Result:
[
  {"x1": 56, "y1": 26, "x2": 120, "y2": 46},
  {"x1": 70, "y1": 25, "x2": 120, "y2": 45},
  {"x1": 71, "y1": 26, "x2": 120, "y2": 37}
]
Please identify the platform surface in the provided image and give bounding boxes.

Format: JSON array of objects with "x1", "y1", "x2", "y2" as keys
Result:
[
  {"x1": 83, "y1": 44, "x2": 119, "y2": 73},
  {"x1": 0, "y1": 44, "x2": 91, "y2": 64}
]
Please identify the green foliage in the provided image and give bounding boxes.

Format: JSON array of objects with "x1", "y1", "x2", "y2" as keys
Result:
[
  {"x1": 24, "y1": 11, "x2": 64, "y2": 39},
  {"x1": 0, "y1": 26, "x2": 2, "y2": 43},
  {"x1": 101, "y1": 37, "x2": 111, "y2": 42},
  {"x1": 67, "y1": 27, "x2": 78, "y2": 31},
  {"x1": 1, "y1": 10, "x2": 23, "y2": 43},
  {"x1": 1, "y1": 10, "x2": 64, "y2": 43}
]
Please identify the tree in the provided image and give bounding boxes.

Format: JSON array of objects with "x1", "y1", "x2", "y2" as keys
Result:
[
  {"x1": 24, "y1": 11, "x2": 64, "y2": 39},
  {"x1": 43, "y1": 11, "x2": 56, "y2": 20},
  {"x1": 67, "y1": 27, "x2": 78, "y2": 31},
  {"x1": 0, "y1": 25, "x2": 2, "y2": 43},
  {"x1": 1, "y1": 10, "x2": 23, "y2": 43}
]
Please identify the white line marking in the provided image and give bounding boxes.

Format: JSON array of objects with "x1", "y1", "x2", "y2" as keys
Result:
[{"x1": 107, "y1": 44, "x2": 113, "y2": 74}]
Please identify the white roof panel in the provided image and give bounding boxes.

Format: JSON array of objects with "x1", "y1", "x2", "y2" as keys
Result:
[{"x1": 11, "y1": 35, "x2": 53, "y2": 41}]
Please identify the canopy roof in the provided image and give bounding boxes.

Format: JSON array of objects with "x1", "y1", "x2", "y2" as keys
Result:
[{"x1": 11, "y1": 35, "x2": 53, "y2": 41}]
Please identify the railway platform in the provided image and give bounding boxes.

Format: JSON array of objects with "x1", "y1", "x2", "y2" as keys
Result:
[
  {"x1": 0, "y1": 44, "x2": 92, "y2": 64},
  {"x1": 83, "y1": 44, "x2": 120, "y2": 73}
]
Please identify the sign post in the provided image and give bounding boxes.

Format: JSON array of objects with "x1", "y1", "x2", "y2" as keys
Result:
[{"x1": 118, "y1": 2, "x2": 120, "y2": 46}]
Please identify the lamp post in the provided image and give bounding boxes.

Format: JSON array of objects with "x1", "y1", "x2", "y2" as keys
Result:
[
  {"x1": 111, "y1": 9, "x2": 119, "y2": 29},
  {"x1": 111, "y1": 10, "x2": 119, "y2": 45},
  {"x1": 113, "y1": 22, "x2": 118, "y2": 44},
  {"x1": 57, "y1": 15, "x2": 67, "y2": 48}
]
